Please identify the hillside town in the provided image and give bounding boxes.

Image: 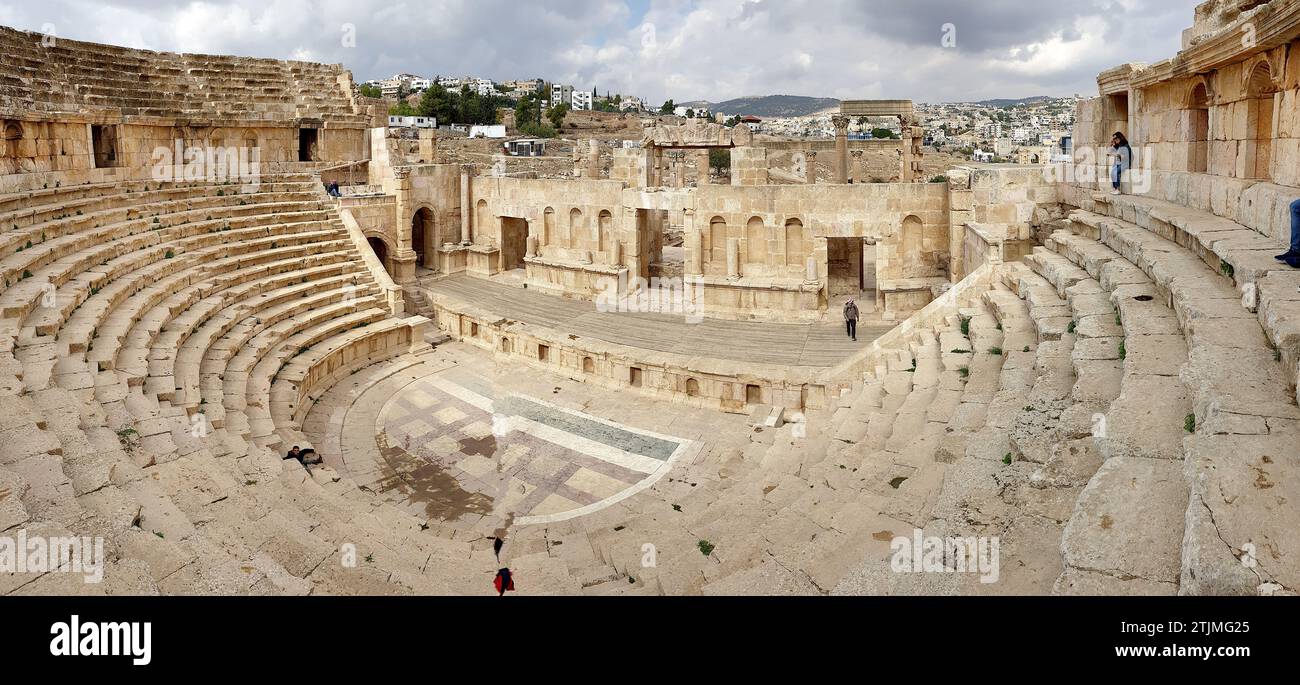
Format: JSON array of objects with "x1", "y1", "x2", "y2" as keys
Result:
[{"x1": 363, "y1": 72, "x2": 1077, "y2": 168}]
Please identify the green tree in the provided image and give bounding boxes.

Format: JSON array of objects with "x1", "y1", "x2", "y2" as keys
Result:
[
  {"x1": 870, "y1": 127, "x2": 898, "y2": 140},
  {"x1": 546, "y1": 102, "x2": 570, "y2": 130},
  {"x1": 659, "y1": 99, "x2": 675, "y2": 114},
  {"x1": 359, "y1": 84, "x2": 382, "y2": 99},
  {"x1": 515, "y1": 92, "x2": 542, "y2": 128},
  {"x1": 709, "y1": 148, "x2": 731, "y2": 173}
]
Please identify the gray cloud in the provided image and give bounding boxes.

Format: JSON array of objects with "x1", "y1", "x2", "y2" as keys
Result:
[{"x1": 0, "y1": 0, "x2": 1199, "y2": 104}]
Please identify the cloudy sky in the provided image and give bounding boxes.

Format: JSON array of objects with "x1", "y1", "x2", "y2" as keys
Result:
[{"x1": 0, "y1": 0, "x2": 1200, "y2": 104}]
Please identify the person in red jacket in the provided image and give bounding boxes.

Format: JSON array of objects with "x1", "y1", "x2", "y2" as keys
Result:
[{"x1": 493, "y1": 568, "x2": 515, "y2": 596}]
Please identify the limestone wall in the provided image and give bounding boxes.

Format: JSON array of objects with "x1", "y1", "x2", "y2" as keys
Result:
[
  {"x1": 690, "y1": 182, "x2": 949, "y2": 283},
  {"x1": 469, "y1": 176, "x2": 628, "y2": 266},
  {"x1": 1068, "y1": 12, "x2": 1299, "y2": 246}
]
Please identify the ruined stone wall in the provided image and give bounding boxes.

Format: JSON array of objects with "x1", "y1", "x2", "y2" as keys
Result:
[
  {"x1": 0, "y1": 24, "x2": 369, "y2": 192},
  {"x1": 469, "y1": 176, "x2": 627, "y2": 266},
  {"x1": 693, "y1": 182, "x2": 948, "y2": 281},
  {"x1": 1068, "y1": 24, "x2": 1299, "y2": 245}
]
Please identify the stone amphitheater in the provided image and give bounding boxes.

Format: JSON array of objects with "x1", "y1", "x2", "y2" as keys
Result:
[{"x1": 1, "y1": 0, "x2": 1298, "y2": 597}]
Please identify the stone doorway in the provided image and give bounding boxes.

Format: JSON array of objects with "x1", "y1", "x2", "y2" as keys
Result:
[
  {"x1": 500, "y1": 217, "x2": 528, "y2": 272},
  {"x1": 412, "y1": 208, "x2": 433, "y2": 269},
  {"x1": 827, "y1": 237, "x2": 865, "y2": 298},
  {"x1": 367, "y1": 236, "x2": 390, "y2": 277},
  {"x1": 298, "y1": 128, "x2": 319, "y2": 162}
]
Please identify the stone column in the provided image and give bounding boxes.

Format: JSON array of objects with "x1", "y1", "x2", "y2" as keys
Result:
[
  {"x1": 805, "y1": 150, "x2": 818, "y2": 184},
  {"x1": 696, "y1": 149, "x2": 711, "y2": 185},
  {"x1": 459, "y1": 165, "x2": 472, "y2": 244},
  {"x1": 651, "y1": 146, "x2": 665, "y2": 186},
  {"x1": 726, "y1": 238, "x2": 741, "y2": 280},
  {"x1": 525, "y1": 235, "x2": 539, "y2": 259},
  {"x1": 684, "y1": 209, "x2": 703, "y2": 276},
  {"x1": 832, "y1": 115, "x2": 850, "y2": 184},
  {"x1": 672, "y1": 152, "x2": 685, "y2": 188},
  {"x1": 850, "y1": 150, "x2": 865, "y2": 184},
  {"x1": 585, "y1": 139, "x2": 601, "y2": 178},
  {"x1": 418, "y1": 129, "x2": 437, "y2": 163},
  {"x1": 804, "y1": 256, "x2": 818, "y2": 283},
  {"x1": 391, "y1": 167, "x2": 418, "y2": 284}
]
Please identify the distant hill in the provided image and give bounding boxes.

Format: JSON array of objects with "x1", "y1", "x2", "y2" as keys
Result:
[
  {"x1": 675, "y1": 94, "x2": 1062, "y2": 117},
  {"x1": 681, "y1": 95, "x2": 841, "y2": 118},
  {"x1": 969, "y1": 96, "x2": 1055, "y2": 108}
]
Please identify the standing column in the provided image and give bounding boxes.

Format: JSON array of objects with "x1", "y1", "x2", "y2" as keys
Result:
[
  {"x1": 459, "y1": 165, "x2": 472, "y2": 244},
  {"x1": 805, "y1": 150, "x2": 818, "y2": 184},
  {"x1": 831, "y1": 115, "x2": 850, "y2": 184},
  {"x1": 684, "y1": 209, "x2": 703, "y2": 276},
  {"x1": 696, "y1": 149, "x2": 711, "y2": 185},
  {"x1": 850, "y1": 150, "x2": 865, "y2": 184},
  {"x1": 726, "y1": 237, "x2": 741, "y2": 280}
]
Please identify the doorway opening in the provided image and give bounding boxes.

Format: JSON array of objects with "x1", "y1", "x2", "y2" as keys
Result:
[
  {"x1": 826, "y1": 237, "x2": 865, "y2": 298},
  {"x1": 298, "y1": 128, "x2": 319, "y2": 162},
  {"x1": 500, "y1": 217, "x2": 529, "y2": 272}
]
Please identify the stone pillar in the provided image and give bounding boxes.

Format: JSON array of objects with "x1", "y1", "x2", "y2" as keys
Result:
[
  {"x1": 726, "y1": 238, "x2": 741, "y2": 280},
  {"x1": 586, "y1": 140, "x2": 601, "y2": 179},
  {"x1": 832, "y1": 115, "x2": 850, "y2": 184},
  {"x1": 652, "y1": 146, "x2": 665, "y2": 186},
  {"x1": 805, "y1": 150, "x2": 818, "y2": 184},
  {"x1": 850, "y1": 150, "x2": 865, "y2": 184},
  {"x1": 611, "y1": 238, "x2": 623, "y2": 267},
  {"x1": 392, "y1": 167, "x2": 418, "y2": 284},
  {"x1": 672, "y1": 152, "x2": 685, "y2": 188},
  {"x1": 418, "y1": 129, "x2": 437, "y2": 163},
  {"x1": 684, "y1": 209, "x2": 703, "y2": 276},
  {"x1": 525, "y1": 235, "x2": 538, "y2": 259},
  {"x1": 804, "y1": 256, "x2": 818, "y2": 283},
  {"x1": 696, "y1": 149, "x2": 711, "y2": 185},
  {"x1": 459, "y1": 165, "x2": 472, "y2": 244}
]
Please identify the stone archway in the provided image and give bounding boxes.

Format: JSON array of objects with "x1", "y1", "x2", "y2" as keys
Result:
[
  {"x1": 411, "y1": 207, "x2": 433, "y2": 269},
  {"x1": 367, "y1": 236, "x2": 391, "y2": 277}
]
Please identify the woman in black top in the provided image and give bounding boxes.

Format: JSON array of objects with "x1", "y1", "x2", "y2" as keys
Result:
[{"x1": 1110, "y1": 132, "x2": 1132, "y2": 195}]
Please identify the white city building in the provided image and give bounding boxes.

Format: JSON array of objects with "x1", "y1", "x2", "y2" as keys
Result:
[{"x1": 572, "y1": 91, "x2": 593, "y2": 111}]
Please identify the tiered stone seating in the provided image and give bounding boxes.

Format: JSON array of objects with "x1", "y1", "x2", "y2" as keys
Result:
[
  {"x1": 0, "y1": 25, "x2": 365, "y2": 123},
  {"x1": 1041, "y1": 196, "x2": 1300, "y2": 595},
  {"x1": 0, "y1": 171, "x2": 456, "y2": 595}
]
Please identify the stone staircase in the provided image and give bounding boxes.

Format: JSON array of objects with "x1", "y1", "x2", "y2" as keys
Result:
[
  {"x1": 0, "y1": 25, "x2": 365, "y2": 123},
  {"x1": 0, "y1": 172, "x2": 456, "y2": 595}
]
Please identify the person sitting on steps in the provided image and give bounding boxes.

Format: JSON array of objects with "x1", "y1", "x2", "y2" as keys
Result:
[
  {"x1": 1276, "y1": 198, "x2": 1300, "y2": 269},
  {"x1": 284, "y1": 445, "x2": 323, "y2": 469}
]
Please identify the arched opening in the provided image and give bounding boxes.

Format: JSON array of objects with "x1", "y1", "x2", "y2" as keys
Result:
[
  {"x1": 1186, "y1": 82, "x2": 1210, "y2": 173},
  {"x1": 745, "y1": 216, "x2": 766, "y2": 264},
  {"x1": 1244, "y1": 63, "x2": 1275, "y2": 180},
  {"x1": 366, "y1": 236, "x2": 390, "y2": 276},
  {"x1": 411, "y1": 207, "x2": 433, "y2": 269},
  {"x1": 476, "y1": 200, "x2": 490, "y2": 242},
  {"x1": 2, "y1": 121, "x2": 21, "y2": 168},
  {"x1": 784, "y1": 218, "x2": 805, "y2": 267},
  {"x1": 685, "y1": 378, "x2": 700, "y2": 397},
  {"x1": 597, "y1": 210, "x2": 613, "y2": 253},
  {"x1": 501, "y1": 338, "x2": 512, "y2": 354},
  {"x1": 582, "y1": 356, "x2": 595, "y2": 374},
  {"x1": 900, "y1": 215, "x2": 927, "y2": 279},
  {"x1": 543, "y1": 207, "x2": 555, "y2": 246},
  {"x1": 709, "y1": 216, "x2": 728, "y2": 258},
  {"x1": 568, "y1": 208, "x2": 583, "y2": 249}
]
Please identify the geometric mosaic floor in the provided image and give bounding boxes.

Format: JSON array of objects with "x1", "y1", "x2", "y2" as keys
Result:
[{"x1": 375, "y1": 368, "x2": 696, "y2": 525}]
